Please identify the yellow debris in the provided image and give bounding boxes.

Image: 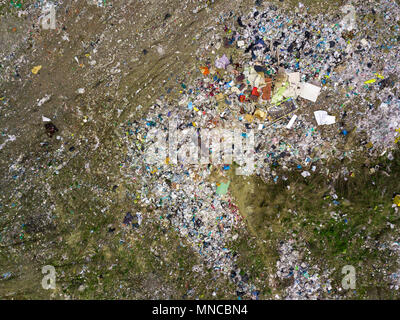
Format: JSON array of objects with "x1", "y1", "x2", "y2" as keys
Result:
[
  {"x1": 364, "y1": 79, "x2": 376, "y2": 84},
  {"x1": 244, "y1": 114, "x2": 254, "y2": 123},
  {"x1": 31, "y1": 65, "x2": 42, "y2": 74},
  {"x1": 254, "y1": 109, "x2": 266, "y2": 121},
  {"x1": 215, "y1": 93, "x2": 224, "y2": 102},
  {"x1": 394, "y1": 195, "x2": 400, "y2": 207},
  {"x1": 395, "y1": 128, "x2": 400, "y2": 144}
]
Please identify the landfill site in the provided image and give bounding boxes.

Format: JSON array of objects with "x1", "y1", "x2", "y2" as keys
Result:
[{"x1": 1, "y1": 0, "x2": 400, "y2": 301}]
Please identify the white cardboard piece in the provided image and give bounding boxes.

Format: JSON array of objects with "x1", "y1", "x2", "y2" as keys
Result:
[{"x1": 299, "y1": 83, "x2": 321, "y2": 102}]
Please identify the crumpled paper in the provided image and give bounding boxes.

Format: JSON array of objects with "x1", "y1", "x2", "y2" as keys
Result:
[{"x1": 314, "y1": 110, "x2": 336, "y2": 125}]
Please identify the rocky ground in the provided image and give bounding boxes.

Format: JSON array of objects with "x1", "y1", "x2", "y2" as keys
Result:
[{"x1": 1, "y1": 0, "x2": 400, "y2": 300}]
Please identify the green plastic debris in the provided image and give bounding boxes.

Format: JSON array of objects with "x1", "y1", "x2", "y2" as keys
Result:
[
  {"x1": 216, "y1": 181, "x2": 230, "y2": 195},
  {"x1": 271, "y1": 83, "x2": 288, "y2": 105}
]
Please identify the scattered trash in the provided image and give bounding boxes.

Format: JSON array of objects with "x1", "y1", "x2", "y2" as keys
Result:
[
  {"x1": 1, "y1": 272, "x2": 12, "y2": 280},
  {"x1": 2, "y1": 0, "x2": 400, "y2": 301}
]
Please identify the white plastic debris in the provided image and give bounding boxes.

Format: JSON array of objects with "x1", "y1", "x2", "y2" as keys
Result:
[
  {"x1": 314, "y1": 110, "x2": 336, "y2": 125},
  {"x1": 287, "y1": 72, "x2": 300, "y2": 85},
  {"x1": 340, "y1": 4, "x2": 356, "y2": 31},
  {"x1": 299, "y1": 83, "x2": 321, "y2": 102},
  {"x1": 215, "y1": 54, "x2": 230, "y2": 69},
  {"x1": 286, "y1": 114, "x2": 297, "y2": 129},
  {"x1": 246, "y1": 67, "x2": 265, "y2": 87},
  {"x1": 156, "y1": 46, "x2": 165, "y2": 55},
  {"x1": 284, "y1": 72, "x2": 301, "y2": 98},
  {"x1": 37, "y1": 94, "x2": 51, "y2": 107},
  {"x1": 77, "y1": 88, "x2": 85, "y2": 94},
  {"x1": 42, "y1": 116, "x2": 51, "y2": 122},
  {"x1": 301, "y1": 171, "x2": 311, "y2": 178},
  {"x1": 137, "y1": 212, "x2": 143, "y2": 225},
  {"x1": 361, "y1": 38, "x2": 369, "y2": 47}
]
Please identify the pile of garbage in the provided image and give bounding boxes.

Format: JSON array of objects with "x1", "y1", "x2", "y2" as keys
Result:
[
  {"x1": 121, "y1": 0, "x2": 400, "y2": 298},
  {"x1": 276, "y1": 240, "x2": 333, "y2": 300}
]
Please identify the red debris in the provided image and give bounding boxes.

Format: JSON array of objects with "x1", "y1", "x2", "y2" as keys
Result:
[{"x1": 251, "y1": 87, "x2": 260, "y2": 97}]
